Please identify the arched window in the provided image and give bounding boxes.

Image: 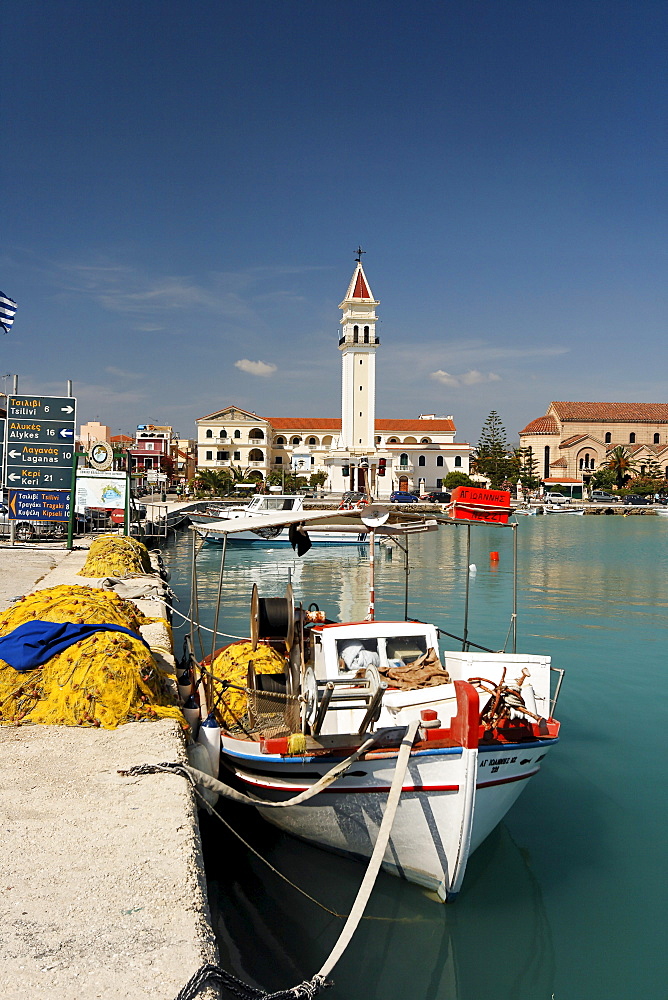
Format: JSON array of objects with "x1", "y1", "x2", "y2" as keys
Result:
[
  {"x1": 275, "y1": 436, "x2": 285, "y2": 445},
  {"x1": 388, "y1": 437, "x2": 398, "y2": 444},
  {"x1": 399, "y1": 453, "x2": 409, "y2": 467},
  {"x1": 605, "y1": 432, "x2": 611, "y2": 443},
  {"x1": 630, "y1": 433, "x2": 636, "y2": 443},
  {"x1": 654, "y1": 433, "x2": 660, "y2": 444},
  {"x1": 454, "y1": 456, "x2": 462, "y2": 468},
  {"x1": 420, "y1": 438, "x2": 431, "y2": 444},
  {"x1": 308, "y1": 437, "x2": 317, "y2": 446},
  {"x1": 436, "y1": 456, "x2": 444, "y2": 467},
  {"x1": 353, "y1": 325, "x2": 359, "y2": 343},
  {"x1": 249, "y1": 427, "x2": 264, "y2": 440},
  {"x1": 248, "y1": 449, "x2": 264, "y2": 462},
  {"x1": 363, "y1": 326, "x2": 369, "y2": 343},
  {"x1": 418, "y1": 455, "x2": 426, "y2": 467},
  {"x1": 205, "y1": 429, "x2": 213, "y2": 438},
  {"x1": 234, "y1": 430, "x2": 241, "y2": 439},
  {"x1": 292, "y1": 436, "x2": 301, "y2": 445}
]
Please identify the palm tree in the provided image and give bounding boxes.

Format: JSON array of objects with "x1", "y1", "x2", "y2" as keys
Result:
[{"x1": 607, "y1": 446, "x2": 637, "y2": 488}]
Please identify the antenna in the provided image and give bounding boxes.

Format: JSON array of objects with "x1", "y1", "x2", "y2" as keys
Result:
[{"x1": 361, "y1": 505, "x2": 390, "y2": 528}]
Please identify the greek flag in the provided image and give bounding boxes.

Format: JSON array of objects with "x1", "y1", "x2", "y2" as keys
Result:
[{"x1": 0, "y1": 292, "x2": 17, "y2": 334}]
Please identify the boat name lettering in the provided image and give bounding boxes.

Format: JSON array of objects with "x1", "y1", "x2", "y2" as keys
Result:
[{"x1": 480, "y1": 756, "x2": 517, "y2": 767}]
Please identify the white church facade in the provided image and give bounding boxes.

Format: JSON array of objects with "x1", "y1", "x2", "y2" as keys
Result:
[{"x1": 195, "y1": 260, "x2": 471, "y2": 497}]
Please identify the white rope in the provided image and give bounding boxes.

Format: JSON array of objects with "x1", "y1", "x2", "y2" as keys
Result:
[
  {"x1": 317, "y1": 719, "x2": 419, "y2": 978},
  {"x1": 169, "y1": 604, "x2": 250, "y2": 641}
]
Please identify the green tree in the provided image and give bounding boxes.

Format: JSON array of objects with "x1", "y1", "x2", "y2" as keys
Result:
[
  {"x1": 607, "y1": 446, "x2": 637, "y2": 488},
  {"x1": 591, "y1": 466, "x2": 616, "y2": 490},
  {"x1": 195, "y1": 468, "x2": 232, "y2": 495},
  {"x1": 517, "y1": 446, "x2": 542, "y2": 491},
  {"x1": 443, "y1": 471, "x2": 474, "y2": 489},
  {"x1": 473, "y1": 411, "x2": 512, "y2": 488}
]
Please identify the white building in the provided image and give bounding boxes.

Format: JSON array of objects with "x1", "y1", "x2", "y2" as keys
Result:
[{"x1": 196, "y1": 260, "x2": 471, "y2": 496}]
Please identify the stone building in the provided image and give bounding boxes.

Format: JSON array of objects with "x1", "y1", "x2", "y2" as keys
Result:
[
  {"x1": 519, "y1": 401, "x2": 668, "y2": 495},
  {"x1": 196, "y1": 261, "x2": 471, "y2": 496}
]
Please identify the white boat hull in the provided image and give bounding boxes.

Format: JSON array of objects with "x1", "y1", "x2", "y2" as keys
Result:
[
  {"x1": 197, "y1": 525, "x2": 372, "y2": 546},
  {"x1": 222, "y1": 734, "x2": 554, "y2": 901}
]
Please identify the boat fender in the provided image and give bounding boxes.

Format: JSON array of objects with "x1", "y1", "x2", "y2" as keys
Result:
[
  {"x1": 186, "y1": 742, "x2": 219, "y2": 807},
  {"x1": 182, "y1": 694, "x2": 201, "y2": 734},
  {"x1": 197, "y1": 712, "x2": 221, "y2": 778}
]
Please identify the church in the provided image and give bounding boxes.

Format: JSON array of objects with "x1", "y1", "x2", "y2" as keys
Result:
[{"x1": 196, "y1": 260, "x2": 471, "y2": 497}]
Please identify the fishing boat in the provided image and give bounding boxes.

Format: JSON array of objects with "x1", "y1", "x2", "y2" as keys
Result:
[
  {"x1": 194, "y1": 494, "x2": 374, "y2": 546},
  {"x1": 543, "y1": 504, "x2": 584, "y2": 515},
  {"x1": 190, "y1": 490, "x2": 563, "y2": 903}
]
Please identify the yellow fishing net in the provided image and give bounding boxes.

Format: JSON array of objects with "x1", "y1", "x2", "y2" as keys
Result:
[
  {"x1": 0, "y1": 584, "x2": 183, "y2": 729},
  {"x1": 211, "y1": 641, "x2": 287, "y2": 727},
  {"x1": 77, "y1": 534, "x2": 153, "y2": 577}
]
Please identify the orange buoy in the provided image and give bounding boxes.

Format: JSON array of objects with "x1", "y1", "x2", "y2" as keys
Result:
[{"x1": 490, "y1": 551, "x2": 500, "y2": 561}]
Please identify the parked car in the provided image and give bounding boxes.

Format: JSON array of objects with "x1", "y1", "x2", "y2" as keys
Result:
[
  {"x1": 544, "y1": 492, "x2": 570, "y2": 504},
  {"x1": 420, "y1": 491, "x2": 452, "y2": 503},
  {"x1": 389, "y1": 491, "x2": 420, "y2": 503},
  {"x1": 590, "y1": 491, "x2": 620, "y2": 503},
  {"x1": 624, "y1": 494, "x2": 654, "y2": 505},
  {"x1": 0, "y1": 502, "x2": 65, "y2": 541}
]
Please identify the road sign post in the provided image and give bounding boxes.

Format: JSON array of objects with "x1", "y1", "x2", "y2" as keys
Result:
[{"x1": 5, "y1": 396, "x2": 77, "y2": 538}]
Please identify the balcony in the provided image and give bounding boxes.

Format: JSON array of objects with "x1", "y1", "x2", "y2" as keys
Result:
[
  {"x1": 396, "y1": 464, "x2": 413, "y2": 473},
  {"x1": 249, "y1": 437, "x2": 265, "y2": 445},
  {"x1": 249, "y1": 461, "x2": 266, "y2": 468}
]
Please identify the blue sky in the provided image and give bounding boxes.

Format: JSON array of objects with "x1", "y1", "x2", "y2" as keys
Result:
[{"x1": 2, "y1": 0, "x2": 666, "y2": 445}]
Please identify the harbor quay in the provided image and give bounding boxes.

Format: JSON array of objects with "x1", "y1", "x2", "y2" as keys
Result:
[{"x1": 0, "y1": 539, "x2": 219, "y2": 1000}]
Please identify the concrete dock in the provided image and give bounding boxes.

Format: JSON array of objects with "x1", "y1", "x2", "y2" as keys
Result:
[{"x1": 0, "y1": 541, "x2": 218, "y2": 999}]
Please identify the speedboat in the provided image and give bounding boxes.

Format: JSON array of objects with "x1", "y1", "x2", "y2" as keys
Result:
[
  {"x1": 194, "y1": 494, "x2": 374, "y2": 546},
  {"x1": 191, "y1": 490, "x2": 563, "y2": 902}
]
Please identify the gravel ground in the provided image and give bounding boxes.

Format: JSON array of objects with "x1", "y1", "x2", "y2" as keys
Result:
[
  {"x1": 0, "y1": 543, "x2": 220, "y2": 999},
  {"x1": 0, "y1": 544, "x2": 74, "y2": 612},
  {"x1": 0, "y1": 722, "x2": 218, "y2": 999}
]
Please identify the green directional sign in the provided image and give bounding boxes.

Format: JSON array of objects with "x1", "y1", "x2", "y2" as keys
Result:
[
  {"x1": 6, "y1": 467, "x2": 75, "y2": 490},
  {"x1": 5, "y1": 443, "x2": 74, "y2": 467},
  {"x1": 7, "y1": 396, "x2": 76, "y2": 421},
  {"x1": 6, "y1": 418, "x2": 76, "y2": 446},
  {"x1": 5, "y1": 394, "x2": 77, "y2": 498}
]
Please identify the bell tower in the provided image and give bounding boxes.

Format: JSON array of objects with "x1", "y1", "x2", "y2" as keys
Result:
[{"x1": 339, "y1": 253, "x2": 379, "y2": 454}]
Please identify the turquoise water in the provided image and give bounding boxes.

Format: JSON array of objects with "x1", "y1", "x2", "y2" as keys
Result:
[{"x1": 163, "y1": 516, "x2": 668, "y2": 1000}]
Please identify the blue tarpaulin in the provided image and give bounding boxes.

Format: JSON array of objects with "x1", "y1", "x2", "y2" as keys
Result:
[{"x1": 0, "y1": 620, "x2": 151, "y2": 673}]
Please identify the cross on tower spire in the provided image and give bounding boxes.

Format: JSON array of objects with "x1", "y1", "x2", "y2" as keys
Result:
[{"x1": 354, "y1": 246, "x2": 365, "y2": 263}]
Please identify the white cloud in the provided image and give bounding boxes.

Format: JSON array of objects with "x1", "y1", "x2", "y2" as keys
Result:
[
  {"x1": 234, "y1": 359, "x2": 277, "y2": 377},
  {"x1": 105, "y1": 366, "x2": 143, "y2": 380},
  {"x1": 430, "y1": 368, "x2": 501, "y2": 387}
]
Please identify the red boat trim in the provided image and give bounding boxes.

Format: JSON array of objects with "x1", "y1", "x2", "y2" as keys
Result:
[
  {"x1": 477, "y1": 767, "x2": 540, "y2": 788},
  {"x1": 234, "y1": 768, "x2": 540, "y2": 795}
]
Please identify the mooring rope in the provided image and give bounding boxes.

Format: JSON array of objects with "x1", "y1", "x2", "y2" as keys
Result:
[{"x1": 123, "y1": 721, "x2": 420, "y2": 1000}]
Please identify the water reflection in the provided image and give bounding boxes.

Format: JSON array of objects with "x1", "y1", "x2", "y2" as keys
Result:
[{"x1": 201, "y1": 802, "x2": 554, "y2": 1000}]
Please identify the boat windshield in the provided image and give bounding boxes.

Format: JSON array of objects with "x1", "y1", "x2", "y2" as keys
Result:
[
  {"x1": 250, "y1": 496, "x2": 298, "y2": 511},
  {"x1": 336, "y1": 633, "x2": 429, "y2": 673}
]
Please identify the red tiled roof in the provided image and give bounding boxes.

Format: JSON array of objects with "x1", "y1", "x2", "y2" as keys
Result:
[
  {"x1": 544, "y1": 477, "x2": 582, "y2": 483},
  {"x1": 378, "y1": 419, "x2": 455, "y2": 432},
  {"x1": 269, "y1": 417, "x2": 341, "y2": 430},
  {"x1": 550, "y1": 457, "x2": 568, "y2": 467},
  {"x1": 551, "y1": 401, "x2": 668, "y2": 423},
  {"x1": 110, "y1": 434, "x2": 134, "y2": 443},
  {"x1": 559, "y1": 434, "x2": 587, "y2": 448},
  {"x1": 519, "y1": 415, "x2": 559, "y2": 435}
]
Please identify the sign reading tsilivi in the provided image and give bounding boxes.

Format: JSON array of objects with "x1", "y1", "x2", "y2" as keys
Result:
[{"x1": 5, "y1": 395, "x2": 76, "y2": 495}]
